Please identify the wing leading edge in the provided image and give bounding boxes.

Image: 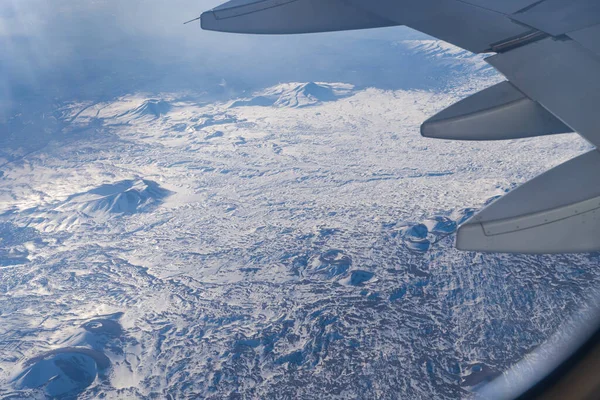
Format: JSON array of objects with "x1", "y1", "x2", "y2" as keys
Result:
[
  {"x1": 200, "y1": 0, "x2": 600, "y2": 254},
  {"x1": 200, "y1": 0, "x2": 398, "y2": 35}
]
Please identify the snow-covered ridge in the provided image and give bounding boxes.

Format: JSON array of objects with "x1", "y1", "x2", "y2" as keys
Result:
[
  {"x1": 229, "y1": 82, "x2": 355, "y2": 109},
  {"x1": 399, "y1": 39, "x2": 491, "y2": 73}
]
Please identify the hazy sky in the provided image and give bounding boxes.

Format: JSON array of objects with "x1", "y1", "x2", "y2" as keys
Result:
[{"x1": 0, "y1": 0, "x2": 428, "y2": 112}]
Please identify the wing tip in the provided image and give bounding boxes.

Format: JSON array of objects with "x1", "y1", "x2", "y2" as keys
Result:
[
  {"x1": 200, "y1": 11, "x2": 220, "y2": 32},
  {"x1": 455, "y1": 223, "x2": 486, "y2": 252}
]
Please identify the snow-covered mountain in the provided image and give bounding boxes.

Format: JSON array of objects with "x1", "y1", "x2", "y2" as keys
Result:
[
  {"x1": 14, "y1": 179, "x2": 172, "y2": 232},
  {"x1": 59, "y1": 179, "x2": 171, "y2": 216},
  {"x1": 230, "y1": 82, "x2": 355, "y2": 109},
  {"x1": 0, "y1": 41, "x2": 598, "y2": 400}
]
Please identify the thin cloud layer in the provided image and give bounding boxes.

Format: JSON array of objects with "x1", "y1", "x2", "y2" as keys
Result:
[{"x1": 0, "y1": 0, "x2": 423, "y2": 112}]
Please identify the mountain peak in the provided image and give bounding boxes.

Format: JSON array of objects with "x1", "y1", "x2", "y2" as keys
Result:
[
  {"x1": 229, "y1": 82, "x2": 355, "y2": 109},
  {"x1": 62, "y1": 179, "x2": 172, "y2": 217}
]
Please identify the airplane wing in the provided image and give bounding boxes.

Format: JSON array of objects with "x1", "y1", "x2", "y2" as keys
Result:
[
  {"x1": 200, "y1": 0, "x2": 398, "y2": 34},
  {"x1": 200, "y1": 0, "x2": 600, "y2": 254}
]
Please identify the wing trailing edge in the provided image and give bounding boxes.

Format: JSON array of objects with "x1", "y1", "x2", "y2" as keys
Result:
[{"x1": 457, "y1": 150, "x2": 600, "y2": 253}]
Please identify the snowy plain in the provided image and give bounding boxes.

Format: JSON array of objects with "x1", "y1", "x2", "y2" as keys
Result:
[{"x1": 1, "y1": 40, "x2": 599, "y2": 399}]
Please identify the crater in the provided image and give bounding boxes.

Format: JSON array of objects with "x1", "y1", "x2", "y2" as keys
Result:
[
  {"x1": 14, "y1": 348, "x2": 110, "y2": 398},
  {"x1": 82, "y1": 318, "x2": 123, "y2": 337},
  {"x1": 309, "y1": 249, "x2": 352, "y2": 279},
  {"x1": 311, "y1": 249, "x2": 352, "y2": 278},
  {"x1": 349, "y1": 270, "x2": 374, "y2": 286}
]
